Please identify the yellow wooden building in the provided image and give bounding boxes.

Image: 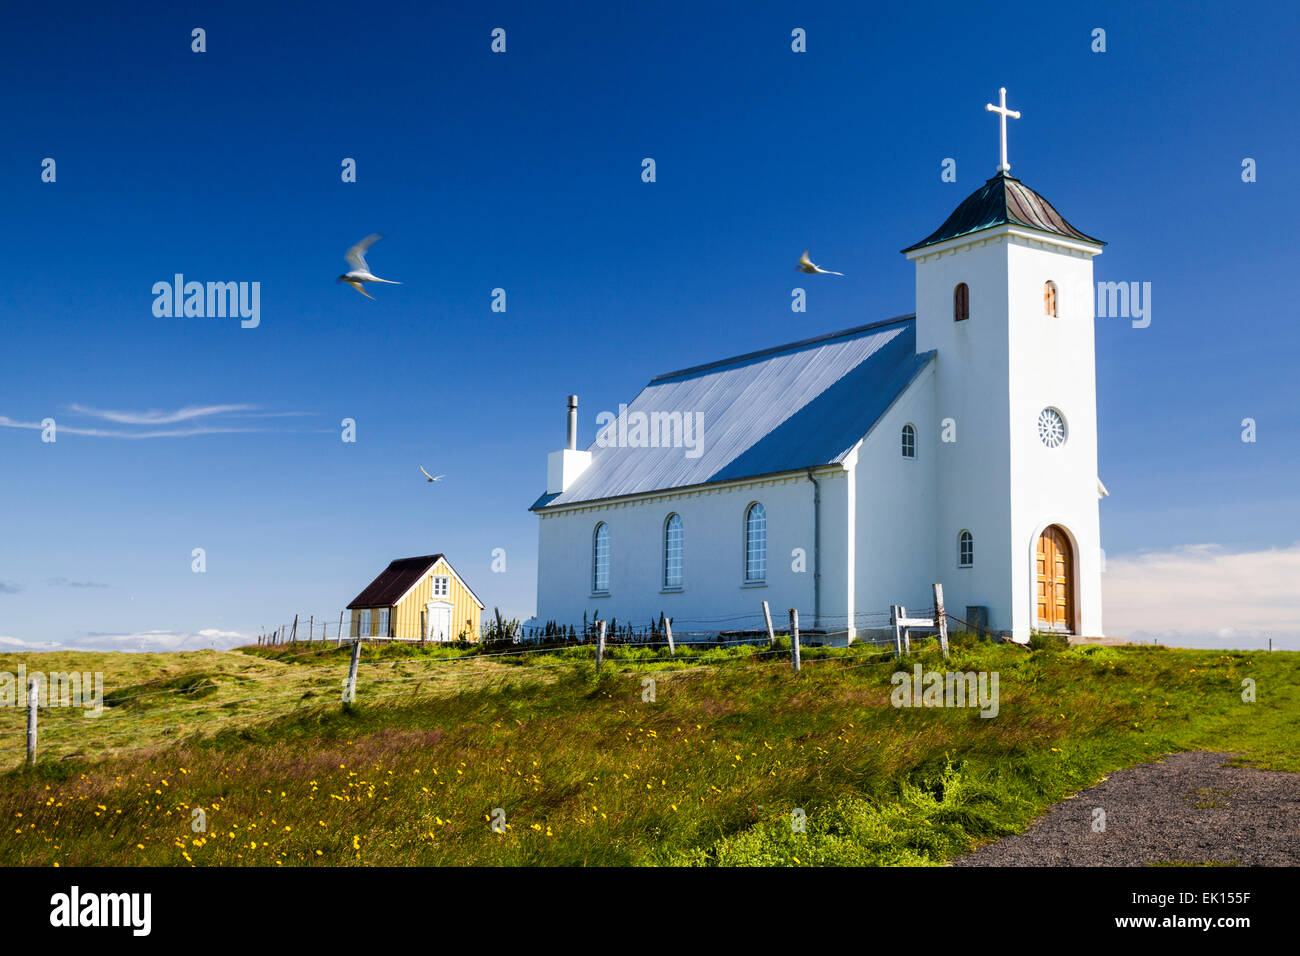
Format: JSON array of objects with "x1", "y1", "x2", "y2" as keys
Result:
[{"x1": 346, "y1": 554, "x2": 484, "y2": 642}]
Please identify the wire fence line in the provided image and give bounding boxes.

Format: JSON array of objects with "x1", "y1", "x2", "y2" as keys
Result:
[
  {"x1": 257, "y1": 604, "x2": 944, "y2": 649},
  {"x1": 7, "y1": 590, "x2": 996, "y2": 770}
]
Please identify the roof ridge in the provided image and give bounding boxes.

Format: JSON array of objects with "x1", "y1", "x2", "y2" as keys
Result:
[{"x1": 649, "y1": 313, "x2": 916, "y2": 383}]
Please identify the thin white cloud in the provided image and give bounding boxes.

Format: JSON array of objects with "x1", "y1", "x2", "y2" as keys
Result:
[
  {"x1": 49, "y1": 628, "x2": 253, "y2": 653},
  {"x1": 0, "y1": 415, "x2": 262, "y2": 439},
  {"x1": 0, "y1": 636, "x2": 62, "y2": 649},
  {"x1": 0, "y1": 402, "x2": 322, "y2": 440},
  {"x1": 1104, "y1": 542, "x2": 1300, "y2": 648},
  {"x1": 68, "y1": 403, "x2": 258, "y2": 425}
]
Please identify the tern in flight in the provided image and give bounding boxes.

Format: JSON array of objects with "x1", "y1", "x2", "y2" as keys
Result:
[
  {"x1": 420, "y1": 466, "x2": 445, "y2": 483},
  {"x1": 338, "y1": 233, "x2": 402, "y2": 299},
  {"x1": 796, "y1": 250, "x2": 844, "y2": 276}
]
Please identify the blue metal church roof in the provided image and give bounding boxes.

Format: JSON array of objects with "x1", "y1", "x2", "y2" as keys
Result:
[{"x1": 532, "y1": 315, "x2": 934, "y2": 510}]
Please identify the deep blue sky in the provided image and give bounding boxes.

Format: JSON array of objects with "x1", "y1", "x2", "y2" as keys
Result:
[{"x1": 1, "y1": 1, "x2": 1297, "y2": 649}]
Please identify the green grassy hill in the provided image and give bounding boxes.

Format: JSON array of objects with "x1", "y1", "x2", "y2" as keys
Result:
[{"x1": 0, "y1": 638, "x2": 1294, "y2": 866}]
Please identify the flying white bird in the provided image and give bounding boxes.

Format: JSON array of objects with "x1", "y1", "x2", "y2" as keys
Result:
[
  {"x1": 338, "y1": 233, "x2": 402, "y2": 299},
  {"x1": 420, "y1": 466, "x2": 444, "y2": 483},
  {"x1": 796, "y1": 250, "x2": 844, "y2": 276}
]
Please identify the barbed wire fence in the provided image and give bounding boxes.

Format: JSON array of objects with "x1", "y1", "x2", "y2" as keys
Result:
[{"x1": 256, "y1": 607, "x2": 962, "y2": 647}]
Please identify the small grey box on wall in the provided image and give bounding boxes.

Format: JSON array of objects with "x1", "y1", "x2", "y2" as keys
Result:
[{"x1": 965, "y1": 606, "x2": 990, "y2": 635}]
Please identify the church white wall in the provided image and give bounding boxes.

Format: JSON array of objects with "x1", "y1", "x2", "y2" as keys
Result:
[
  {"x1": 909, "y1": 228, "x2": 1105, "y2": 640},
  {"x1": 911, "y1": 237, "x2": 1017, "y2": 634},
  {"x1": 851, "y1": 362, "x2": 940, "y2": 628},
  {"x1": 534, "y1": 472, "x2": 829, "y2": 637},
  {"x1": 1005, "y1": 238, "x2": 1104, "y2": 638}
]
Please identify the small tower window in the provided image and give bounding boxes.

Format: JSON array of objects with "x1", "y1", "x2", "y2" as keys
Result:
[
  {"x1": 958, "y1": 530, "x2": 974, "y2": 568},
  {"x1": 1044, "y1": 281, "x2": 1058, "y2": 317},
  {"x1": 901, "y1": 424, "x2": 916, "y2": 459},
  {"x1": 953, "y1": 282, "x2": 969, "y2": 321}
]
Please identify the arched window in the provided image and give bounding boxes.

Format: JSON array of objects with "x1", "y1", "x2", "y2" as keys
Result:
[
  {"x1": 901, "y1": 423, "x2": 916, "y2": 459},
  {"x1": 1043, "y1": 281, "x2": 1057, "y2": 317},
  {"x1": 958, "y1": 530, "x2": 974, "y2": 568},
  {"x1": 663, "y1": 513, "x2": 684, "y2": 588},
  {"x1": 592, "y1": 522, "x2": 610, "y2": 592},
  {"x1": 953, "y1": 282, "x2": 969, "y2": 321},
  {"x1": 744, "y1": 503, "x2": 767, "y2": 583}
]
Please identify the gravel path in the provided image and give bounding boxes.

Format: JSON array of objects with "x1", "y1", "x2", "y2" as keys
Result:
[{"x1": 954, "y1": 751, "x2": 1299, "y2": 866}]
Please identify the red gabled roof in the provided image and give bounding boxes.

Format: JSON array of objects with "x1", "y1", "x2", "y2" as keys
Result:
[{"x1": 346, "y1": 554, "x2": 443, "y2": 609}]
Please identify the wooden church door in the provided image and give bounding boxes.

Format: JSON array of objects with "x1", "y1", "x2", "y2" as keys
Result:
[{"x1": 1035, "y1": 525, "x2": 1075, "y2": 632}]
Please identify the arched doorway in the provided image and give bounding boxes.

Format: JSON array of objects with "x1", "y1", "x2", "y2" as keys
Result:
[{"x1": 1035, "y1": 525, "x2": 1075, "y2": 633}]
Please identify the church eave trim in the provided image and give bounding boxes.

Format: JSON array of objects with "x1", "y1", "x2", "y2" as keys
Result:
[
  {"x1": 530, "y1": 463, "x2": 849, "y2": 515},
  {"x1": 903, "y1": 222, "x2": 1105, "y2": 261}
]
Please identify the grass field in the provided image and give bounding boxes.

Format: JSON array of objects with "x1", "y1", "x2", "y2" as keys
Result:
[
  {"x1": 0, "y1": 637, "x2": 1294, "y2": 866},
  {"x1": 0, "y1": 642, "x2": 541, "y2": 769}
]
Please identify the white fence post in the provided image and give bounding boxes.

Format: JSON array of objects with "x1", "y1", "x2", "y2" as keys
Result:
[
  {"x1": 789, "y1": 608, "x2": 801, "y2": 674},
  {"x1": 665, "y1": 617, "x2": 675, "y2": 656},
  {"x1": 933, "y1": 583, "x2": 949, "y2": 659},
  {"x1": 891, "y1": 605, "x2": 903, "y2": 657},
  {"x1": 596, "y1": 620, "x2": 607, "y2": 673},
  {"x1": 344, "y1": 639, "x2": 361, "y2": 706},
  {"x1": 26, "y1": 678, "x2": 38, "y2": 766},
  {"x1": 762, "y1": 600, "x2": 776, "y2": 646}
]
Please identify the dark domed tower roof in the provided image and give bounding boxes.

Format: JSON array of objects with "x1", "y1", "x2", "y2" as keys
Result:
[{"x1": 902, "y1": 172, "x2": 1104, "y2": 253}]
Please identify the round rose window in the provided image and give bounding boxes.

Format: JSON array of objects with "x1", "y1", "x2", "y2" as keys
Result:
[{"x1": 1037, "y1": 407, "x2": 1067, "y2": 448}]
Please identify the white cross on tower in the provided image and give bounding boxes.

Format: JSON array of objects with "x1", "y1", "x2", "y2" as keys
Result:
[{"x1": 985, "y1": 87, "x2": 1021, "y2": 174}]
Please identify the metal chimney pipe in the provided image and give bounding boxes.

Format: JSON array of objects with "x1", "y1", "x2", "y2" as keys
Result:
[{"x1": 566, "y1": 395, "x2": 578, "y2": 451}]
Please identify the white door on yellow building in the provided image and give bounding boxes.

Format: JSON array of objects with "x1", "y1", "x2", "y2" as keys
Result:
[{"x1": 426, "y1": 601, "x2": 453, "y2": 641}]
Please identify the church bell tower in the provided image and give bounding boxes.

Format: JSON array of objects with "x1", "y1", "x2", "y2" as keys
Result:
[{"x1": 902, "y1": 89, "x2": 1107, "y2": 641}]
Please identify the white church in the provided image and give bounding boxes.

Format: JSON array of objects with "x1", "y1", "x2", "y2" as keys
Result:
[{"x1": 531, "y1": 90, "x2": 1107, "y2": 644}]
